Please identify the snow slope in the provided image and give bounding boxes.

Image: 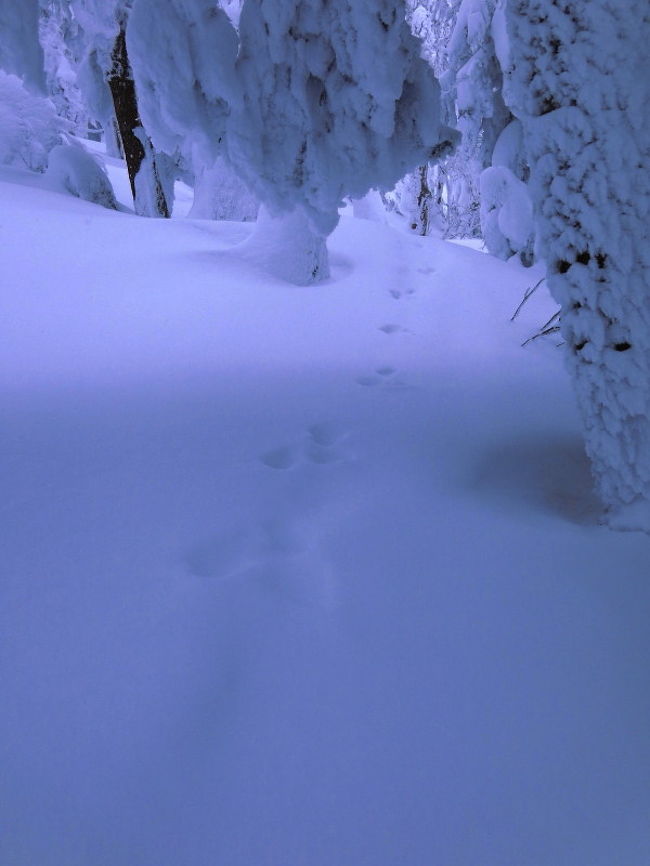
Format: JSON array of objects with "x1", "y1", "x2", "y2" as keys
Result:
[{"x1": 1, "y1": 159, "x2": 649, "y2": 866}]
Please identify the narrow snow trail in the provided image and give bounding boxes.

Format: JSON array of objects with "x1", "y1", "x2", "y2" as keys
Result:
[{"x1": 1, "y1": 171, "x2": 649, "y2": 866}]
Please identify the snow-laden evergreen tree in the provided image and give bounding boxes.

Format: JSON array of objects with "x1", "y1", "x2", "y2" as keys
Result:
[
  {"x1": 226, "y1": 0, "x2": 457, "y2": 283},
  {"x1": 69, "y1": 0, "x2": 171, "y2": 216},
  {"x1": 39, "y1": 0, "x2": 91, "y2": 135},
  {"x1": 434, "y1": 0, "x2": 533, "y2": 255},
  {"x1": 128, "y1": 0, "x2": 256, "y2": 222},
  {"x1": 390, "y1": 0, "x2": 458, "y2": 235},
  {"x1": 0, "y1": 3, "x2": 117, "y2": 209},
  {"x1": 0, "y1": 0, "x2": 45, "y2": 92},
  {"x1": 499, "y1": 0, "x2": 650, "y2": 530},
  {"x1": 0, "y1": 69, "x2": 63, "y2": 170}
]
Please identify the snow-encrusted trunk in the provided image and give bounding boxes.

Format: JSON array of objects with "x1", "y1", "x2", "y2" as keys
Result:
[
  {"x1": 500, "y1": 0, "x2": 650, "y2": 530},
  {"x1": 238, "y1": 205, "x2": 329, "y2": 285},
  {"x1": 107, "y1": 28, "x2": 170, "y2": 218},
  {"x1": 391, "y1": 165, "x2": 435, "y2": 235}
]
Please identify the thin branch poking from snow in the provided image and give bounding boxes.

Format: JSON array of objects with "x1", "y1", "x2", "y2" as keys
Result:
[
  {"x1": 521, "y1": 324, "x2": 561, "y2": 348},
  {"x1": 510, "y1": 277, "x2": 545, "y2": 322}
]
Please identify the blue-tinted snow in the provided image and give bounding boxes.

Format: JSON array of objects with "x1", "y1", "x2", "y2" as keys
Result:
[{"x1": 1, "y1": 161, "x2": 649, "y2": 866}]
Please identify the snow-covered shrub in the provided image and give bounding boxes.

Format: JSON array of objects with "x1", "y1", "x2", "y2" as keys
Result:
[
  {"x1": 500, "y1": 0, "x2": 650, "y2": 530},
  {"x1": 479, "y1": 117, "x2": 533, "y2": 263},
  {"x1": 0, "y1": 0, "x2": 45, "y2": 91},
  {"x1": 0, "y1": 71, "x2": 65, "y2": 171},
  {"x1": 480, "y1": 164, "x2": 533, "y2": 264},
  {"x1": 44, "y1": 140, "x2": 117, "y2": 209},
  {"x1": 226, "y1": 0, "x2": 457, "y2": 282}
]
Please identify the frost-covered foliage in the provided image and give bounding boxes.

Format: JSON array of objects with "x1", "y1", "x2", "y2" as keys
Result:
[
  {"x1": 0, "y1": 0, "x2": 45, "y2": 91},
  {"x1": 128, "y1": 0, "x2": 253, "y2": 221},
  {"x1": 44, "y1": 140, "x2": 118, "y2": 208},
  {"x1": 401, "y1": 0, "x2": 506, "y2": 241},
  {"x1": 0, "y1": 71, "x2": 64, "y2": 171},
  {"x1": 407, "y1": 0, "x2": 459, "y2": 74},
  {"x1": 501, "y1": 0, "x2": 650, "y2": 530},
  {"x1": 128, "y1": 0, "x2": 238, "y2": 168},
  {"x1": 399, "y1": 0, "x2": 533, "y2": 252},
  {"x1": 442, "y1": 0, "x2": 509, "y2": 169},
  {"x1": 387, "y1": 165, "x2": 441, "y2": 234},
  {"x1": 39, "y1": 1, "x2": 90, "y2": 133},
  {"x1": 438, "y1": 0, "x2": 516, "y2": 242},
  {"x1": 226, "y1": 0, "x2": 456, "y2": 281},
  {"x1": 68, "y1": 0, "x2": 125, "y2": 137},
  {"x1": 367, "y1": 1, "x2": 458, "y2": 236},
  {"x1": 479, "y1": 117, "x2": 533, "y2": 262},
  {"x1": 479, "y1": 163, "x2": 532, "y2": 262}
]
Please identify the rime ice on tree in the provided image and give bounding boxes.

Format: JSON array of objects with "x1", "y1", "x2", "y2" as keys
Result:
[
  {"x1": 501, "y1": 0, "x2": 650, "y2": 530},
  {"x1": 226, "y1": 0, "x2": 457, "y2": 283},
  {"x1": 127, "y1": 0, "x2": 256, "y2": 223}
]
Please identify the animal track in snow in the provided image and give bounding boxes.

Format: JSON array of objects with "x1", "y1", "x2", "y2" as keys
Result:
[
  {"x1": 378, "y1": 323, "x2": 403, "y2": 335},
  {"x1": 356, "y1": 375, "x2": 381, "y2": 387},
  {"x1": 184, "y1": 516, "x2": 336, "y2": 608},
  {"x1": 260, "y1": 445, "x2": 298, "y2": 470},
  {"x1": 260, "y1": 423, "x2": 349, "y2": 470},
  {"x1": 305, "y1": 421, "x2": 348, "y2": 465},
  {"x1": 356, "y1": 366, "x2": 413, "y2": 392},
  {"x1": 307, "y1": 421, "x2": 344, "y2": 448},
  {"x1": 389, "y1": 288, "x2": 415, "y2": 300}
]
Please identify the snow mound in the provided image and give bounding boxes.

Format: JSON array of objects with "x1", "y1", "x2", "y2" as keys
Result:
[
  {"x1": 44, "y1": 141, "x2": 117, "y2": 209},
  {"x1": 0, "y1": 70, "x2": 64, "y2": 171}
]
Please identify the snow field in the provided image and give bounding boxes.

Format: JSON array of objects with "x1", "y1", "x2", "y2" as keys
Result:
[{"x1": 1, "y1": 160, "x2": 649, "y2": 865}]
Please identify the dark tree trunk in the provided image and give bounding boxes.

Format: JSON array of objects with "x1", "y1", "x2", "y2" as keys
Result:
[
  {"x1": 416, "y1": 164, "x2": 431, "y2": 236},
  {"x1": 107, "y1": 28, "x2": 170, "y2": 218}
]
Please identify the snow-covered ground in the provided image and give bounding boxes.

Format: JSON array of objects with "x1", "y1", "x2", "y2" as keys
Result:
[{"x1": 1, "y1": 153, "x2": 649, "y2": 866}]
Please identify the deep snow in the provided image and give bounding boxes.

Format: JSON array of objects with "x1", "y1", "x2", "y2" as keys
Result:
[{"x1": 1, "y1": 152, "x2": 649, "y2": 866}]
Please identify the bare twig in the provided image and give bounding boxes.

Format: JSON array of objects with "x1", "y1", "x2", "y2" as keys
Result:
[
  {"x1": 521, "y1": 325, "x2": 561, "y2": 347},
  {"x1": 510, "y1": 277, "x2": 545, "y2": 322}
]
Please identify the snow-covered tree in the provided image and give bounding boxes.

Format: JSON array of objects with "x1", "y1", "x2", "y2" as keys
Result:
[
  {"x1": 499, "y1": 0, "x2": 650, "y2": 530},
  {"x1": 39, "y1": 0, "x2": 91, "y2": 134},
  {"x1": 438, "y1": 0, "x2": 530, "y2": 248},
  {"x1": 0, "y1": 0, "x2": 45, "y2": 92},
  {"x1": 0, "y1": 69, "x2": 63, "y2": 170},
  {"x1": 226, "y1": 0, "x2": 457, "y2": 282},
  {"x1": 390, "y1": 0, "x2": 458, "y2": 235},
  {"x1": 69, "y1": 0, "x2": 171, "y2": 216},
  {"x1": 128, "y1": 0, "x2": 256, "y2": 222}
]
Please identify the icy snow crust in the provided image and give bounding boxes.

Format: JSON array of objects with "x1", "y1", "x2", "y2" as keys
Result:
[
  {"x1": 501, "y1": 0, "x2": 650, "y2": 529},
  {"x1": 1, "y1": 157, "x2": 649, "y2": 865}
]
